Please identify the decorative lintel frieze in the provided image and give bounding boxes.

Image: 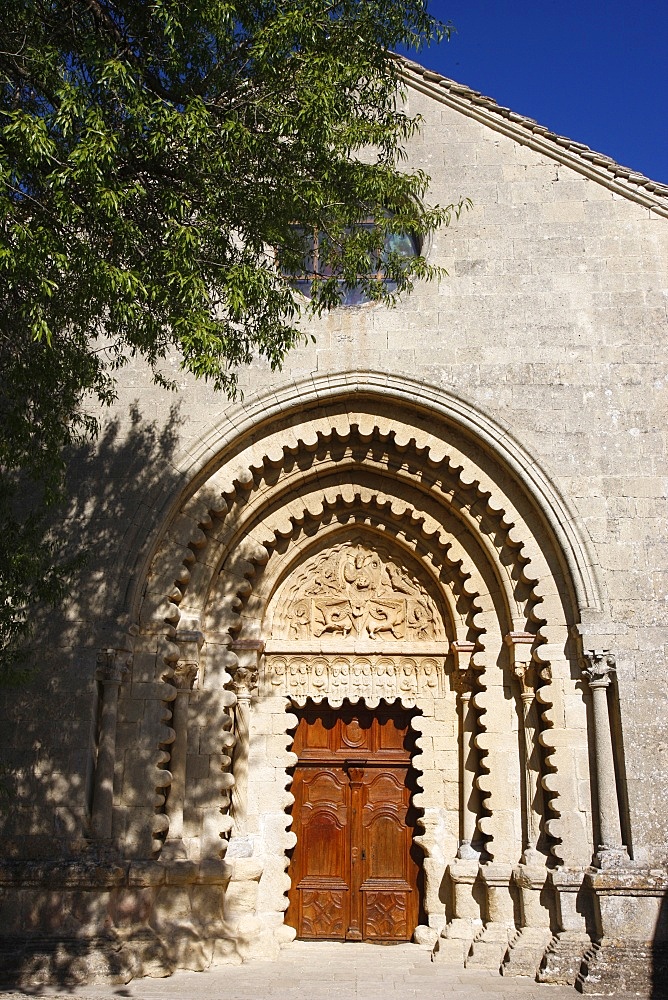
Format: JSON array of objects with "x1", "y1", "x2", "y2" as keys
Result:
[{"x1": 265, "y1": 652, "x2": 445, "y2": 706}]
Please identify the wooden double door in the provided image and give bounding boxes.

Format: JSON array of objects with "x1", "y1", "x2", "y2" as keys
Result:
[{"x1": 286, "y1": 701, "x2": 421, "y2": 941}]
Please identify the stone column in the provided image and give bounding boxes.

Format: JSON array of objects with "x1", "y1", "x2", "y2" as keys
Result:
[
  {"x1": 224, "y1": 647, "x2": 273, "y2": 961},
  {"x1": 581, "y1": 650, "x2": 627, "y2": 865},
  {"x1": 436, "y1": 642, "x2": 482, "y2": 964},
  {"x1": 505, "y1": 632, "x2": 545, "y2": 863},
  {"x1": 163, "y1": 630, "x2": 202, "y2": 857},
  {"x1": 229, "y1": 660, "x2": 259, "y2": 837},
  {"x1": 503, "y1": 633, "x2": 552, "y2": 977},
  {"x1": 453, "y1": 641, "x2": 480, "y2": 860},
  {"x1": 91, "y1": 648, "x2": 131, "y2": 840}
]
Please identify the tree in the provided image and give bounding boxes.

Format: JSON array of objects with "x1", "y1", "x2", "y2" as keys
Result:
[{"x1": 0, "y1": 0, "x2": 464, "y2": 666}]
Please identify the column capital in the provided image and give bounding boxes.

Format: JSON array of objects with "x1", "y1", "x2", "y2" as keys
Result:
[
  {"x1": 451, "y1": 640, "x2": 475, "y2": 670},
  {"x1": 452, "y1": 666, "x2": 476, "y2": 697},
  {"x1": 582, "y1": 649, "x2": 616, "y2": 687},
  {"x1": 173, "y1": 660, "x2": 199, "y2": 690},
  {"x1": 450, "y1": 641, "x2": 476, "y2": 695},
  {"x1": 230, "y1": 664, "x2": 258, "y2": 699},
  {"x1": 173, "y1": 629, "x2": 204, "y2": 690},
  {"x1": 505, "y1": 632, "x2": 537, "y2": 695},
  {"x1": 95, "y1": 648, "x2": 132, "y2": 685}
]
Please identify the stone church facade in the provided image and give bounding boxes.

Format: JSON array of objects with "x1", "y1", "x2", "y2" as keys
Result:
[{"x1": 1, "y1": 59, "x2": 667, "y2": 994}]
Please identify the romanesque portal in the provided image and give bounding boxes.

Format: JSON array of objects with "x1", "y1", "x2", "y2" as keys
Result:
[
  {"x1": 4, "y1": 382, "x2": 652, "y2": 990},
  {"x1": 82, "y1": 382, "x2": 633, "y2": 985}
]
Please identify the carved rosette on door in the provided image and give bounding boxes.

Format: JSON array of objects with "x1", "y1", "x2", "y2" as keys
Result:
[{"x1": 286, "y1": 702, "x2": 420, "y2": 942}]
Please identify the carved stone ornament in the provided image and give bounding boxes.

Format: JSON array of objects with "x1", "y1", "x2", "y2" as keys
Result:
[
  {"x1": 95, "y1": 648, "x2": 132, "y2": 685},
  {"x1": 275, "y1": 541, "x2": 444, "y2": 642},
  {"x1": 265, "y1": 653, "x2": 444, "y2": 708},
  {"x1": 230, "y1": 665, "x2": 259, "y2": 700},
  {"x1": 582, "y1": 649, "x2": 616, "y2": 687},
  {"x1": 173, "y1": 660, "x2": 199, "y2": 690}
]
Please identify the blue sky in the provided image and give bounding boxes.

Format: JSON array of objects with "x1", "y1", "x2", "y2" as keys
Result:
[{"x1": 400, "y1": 1, "x2": 668, "y2": 184}]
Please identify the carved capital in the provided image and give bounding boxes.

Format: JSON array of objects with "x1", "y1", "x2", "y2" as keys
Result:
[
  {"x1": 504, "y1": 632, "x2": 539, "y2": 696},
  {"x1": 173, "y1": 660, "x2": 199, "y2": 690},
  {"x1": 450, "y1": 641, "x2": 476, "y2": 697},
  {"x1": 504, "y1": 631, "x2": 534, "y2": 659},
  {"x1": 230, "y1": 665, "x2": 258, "y2": 700},
  {"x1": 95, "y1": 648, "x2": 131, "y2": 685},
  {"x1": 452, "y1": 666, "x2": 477, "y2": 697},
  {"x1": 450, "y1": 640, "x2": 475, "y2": 671},
  {"x1": 582, "y1": 649, "x2": 616, "y2": 687},
  {"x1": 173, "y1": 629, "x2": 204, "y2": 690},
  {"x1": 514, "y1": 661, "x2": 540, "y2": 698}
]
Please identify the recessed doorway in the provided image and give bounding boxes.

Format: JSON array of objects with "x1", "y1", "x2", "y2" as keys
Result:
[{"x1": 286, "y1": 700, "x2": 422, "y2": 941}]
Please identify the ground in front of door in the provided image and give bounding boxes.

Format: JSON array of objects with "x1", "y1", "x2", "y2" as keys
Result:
[{"x1": 0, "y1": 942, "x2": 582, "y2": 1000}]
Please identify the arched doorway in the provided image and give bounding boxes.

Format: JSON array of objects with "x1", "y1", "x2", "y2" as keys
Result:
[{"x1": 110, "y1": 377, "x2": 628, "y2": 979}]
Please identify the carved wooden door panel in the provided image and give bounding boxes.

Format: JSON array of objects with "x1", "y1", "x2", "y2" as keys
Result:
[
  {"x1": 286, "y1": 702, "x2": 419, "y2": 941},
  {"x1": 287, "y1": 765, "x2": 350, "y2": 939}
]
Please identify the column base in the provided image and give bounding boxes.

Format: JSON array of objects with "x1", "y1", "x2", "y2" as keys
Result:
[
  {"x1": 413, "y1": 924, "x2": 439, "y2": 948},
  {"x1": 577, "y1": 867, "x2": 668, "y2": 997},
  {"x1": 502, "y1": 926, "x2": 552, "y2": 977},
  {"x1": 160, "y1": 838, "x2": 188, "y2": 861},
  {"x1": 592, "y1": 847, "x2": 630, "y2": 869},
  {"x1": 577, "y1": 939, "x2": 667, "y2": 996},
  {"x1": 433, "y1": 917, "x2": 482, "y2": 964},
  {"x1": 466, "y1": 922, "x2": 514, "y2": 970},
  {"x1": 537, "y1": 931, "x2": 591, "y2": 985}
]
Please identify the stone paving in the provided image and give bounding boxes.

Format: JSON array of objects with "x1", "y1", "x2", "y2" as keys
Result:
[{"x1": 0, "y1": 942, "x2": 578, "y2": 1000}]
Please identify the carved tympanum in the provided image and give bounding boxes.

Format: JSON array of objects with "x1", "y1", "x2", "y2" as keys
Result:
[{"x1": 277, "y1": 541, "x2": 443, "y2": 641}]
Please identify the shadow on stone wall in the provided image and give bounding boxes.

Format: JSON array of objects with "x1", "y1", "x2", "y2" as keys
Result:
[
  {"x1": 0, "y1": 403, "x2": 248, "y2": 987},
  {"x1": 0, "y1": 402, "x2": 185, "y2": 853}
]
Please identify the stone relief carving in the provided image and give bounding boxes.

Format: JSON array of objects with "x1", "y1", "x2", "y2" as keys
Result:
[
  {"x1": 276, "y1": 541, "x2": 443, "y2": 642},
  {"x1": 265, "y1": 654, "x2": 444, "y2": 707}
]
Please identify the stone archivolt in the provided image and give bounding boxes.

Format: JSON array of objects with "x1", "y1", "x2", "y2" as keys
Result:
[{"x1": 71, "y1": 388, "x2": 641, "y2": 990}]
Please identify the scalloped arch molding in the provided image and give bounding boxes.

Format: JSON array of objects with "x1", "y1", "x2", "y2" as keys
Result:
[{"x1": 128, "y1": 371, "x2": 603, "y2": 625}]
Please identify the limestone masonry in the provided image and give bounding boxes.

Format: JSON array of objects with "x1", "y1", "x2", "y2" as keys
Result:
[{"x1": 0, "y1": 59, "x2": 666, "y2": 995}]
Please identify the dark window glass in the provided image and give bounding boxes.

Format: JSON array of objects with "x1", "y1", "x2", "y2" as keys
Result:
[{"x1": 285, "y1": 218, "x2": 420, "y2": 306}]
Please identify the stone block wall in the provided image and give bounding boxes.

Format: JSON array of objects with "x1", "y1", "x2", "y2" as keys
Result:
[{"x1": 0, "y1": 63, "x2": 666, "y2": 992}]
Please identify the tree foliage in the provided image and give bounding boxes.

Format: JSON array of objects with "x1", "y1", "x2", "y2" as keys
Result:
[{"x1": 0, "y1": 0, "x2": 463, "y2": 664}]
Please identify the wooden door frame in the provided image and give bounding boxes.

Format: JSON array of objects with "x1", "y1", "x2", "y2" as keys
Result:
[{"x1": 285, "y1": 698, "x2": 424, "y2": 941}]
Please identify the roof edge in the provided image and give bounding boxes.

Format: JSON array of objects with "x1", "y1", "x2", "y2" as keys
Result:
[{"x1": 396, "y1": 55, "x2": 668, "y2": 219}]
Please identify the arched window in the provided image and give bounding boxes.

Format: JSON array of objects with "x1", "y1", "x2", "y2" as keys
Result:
[{"x1": 287, "y1": 217, "x2": 421, "y2": 306}]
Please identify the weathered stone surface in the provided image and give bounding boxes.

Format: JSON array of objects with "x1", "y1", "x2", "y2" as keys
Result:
[{"x1": 1, "y1": 55, "x2": 667, "y2": 993}]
